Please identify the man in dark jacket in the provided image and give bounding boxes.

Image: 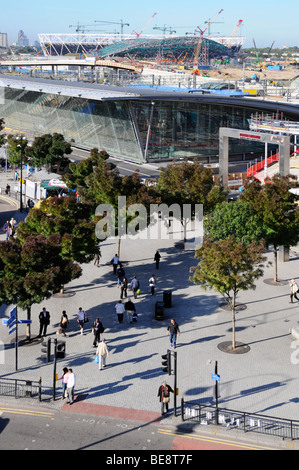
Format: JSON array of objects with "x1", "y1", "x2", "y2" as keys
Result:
[
  {"x1": 38, "y1": 307, "x2": 50, "y2": 337},
  {"x1": 157, "y1": 382, "x2": 174, "y2": 415},
  {"x1": 167, "y1": 318, "x2": 180, "y2": 349},
  {"x1": 92, "y1": 318, "x2": 104, "y2": 347}
]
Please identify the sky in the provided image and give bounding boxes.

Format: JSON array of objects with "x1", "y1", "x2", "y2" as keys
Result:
[{"x1": 1, "y1": 0, "x2": 298, "y2": 49}]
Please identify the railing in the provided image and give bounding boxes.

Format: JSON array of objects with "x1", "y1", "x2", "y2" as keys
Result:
[
  {"x1": 0, "y1": 377, "x2": 42, "y2": 401},
  {"x1": 247, "y1": 153, "x2": 279, "y2": 177},
  {"x1": 181, "y1": 398, "x2": 299, "y2": 440}
]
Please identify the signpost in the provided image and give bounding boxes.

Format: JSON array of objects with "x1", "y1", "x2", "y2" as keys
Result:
[{"x1": 4, "y1": 306, "x2": 32, "y2": 371}]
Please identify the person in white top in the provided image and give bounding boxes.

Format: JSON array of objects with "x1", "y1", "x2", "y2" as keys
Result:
[
  {"x1": 96, "y1": 339, "x2": 109, "y2": 370},
  {"x1": 77, "y1": 307, "x2": 85, "y2": 334},
  {"x1": 115, "y1": 300, "x2": 125, "y2": 323},
  {"x1": 66, "y1": 369, "x2": 76, "y2": 404}
]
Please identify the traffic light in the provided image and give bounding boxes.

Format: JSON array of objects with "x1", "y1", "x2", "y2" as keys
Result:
[
  {"x1": 56, "y1": 340, "x2": 66, "y2": 359},
  {"x1": 161, "y1": 350, "x2": 171, "y2": 375},
  {"x1": 41, "y1": 338, "x2": 51, "y2": 362}
]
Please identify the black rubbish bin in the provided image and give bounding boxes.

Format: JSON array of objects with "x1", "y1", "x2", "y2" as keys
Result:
[
  {"x1": 163, "y1": 290, "x2": 172, "y2": 308},
  {"x1": 155, "y1": 301, "x2": 164, "y2": 320}
]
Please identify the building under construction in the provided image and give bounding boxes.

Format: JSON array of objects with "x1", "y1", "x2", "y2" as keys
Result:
[{"x1": 38, "y1": 33, "x2": 244, "y2": 64}]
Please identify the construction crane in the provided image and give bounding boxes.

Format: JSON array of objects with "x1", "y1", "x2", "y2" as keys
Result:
[
  {"x1": 204, "y1": 9, "x2": 224, "y2": 35},
  {"x1": 69, "y1": 23, "x2": 96, "y2": 33},
  {"x1": 94, "y1": 20, "x2": 130, "y2": 39},
  {"x1": 132, "y1": 13, "x2": 157, "y2": 38},
  {"x1": 193, "y1": 10, "x2": 224, "y2": 69},
  {"x1": 193, "y1": 26, "x2": 208, "y2": 69},
  {"x1": 268, "y1": 40, "x2": 275, "y2": 55},
  {"x1": 153, "y1": 25, "x2": 176, "y2": 37}
]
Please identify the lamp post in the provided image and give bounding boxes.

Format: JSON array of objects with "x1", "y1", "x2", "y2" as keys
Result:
[
  {"x1": 208, "y1": 359, "x2": 220, "y2": 425},
  {"x1": 16, "y1": 136, "x2": 27, "y2": 212}
]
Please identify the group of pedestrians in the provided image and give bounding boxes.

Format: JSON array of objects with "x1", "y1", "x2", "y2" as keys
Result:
[{"x1": 58, "y1": 367, "x2": 76, "y2": 404}]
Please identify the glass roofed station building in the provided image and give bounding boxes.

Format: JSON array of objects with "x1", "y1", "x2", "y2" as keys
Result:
[{"x1": 1, "y1": 73, "x2": 299, "y2": 164}]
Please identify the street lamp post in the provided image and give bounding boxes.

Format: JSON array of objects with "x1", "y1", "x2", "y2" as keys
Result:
[
  {"x1": 208, "y1": 359, "x2": 220, "y2": 425},
  {"x1": 16, "y1": 136, "x2": 27, "y2": 212}
]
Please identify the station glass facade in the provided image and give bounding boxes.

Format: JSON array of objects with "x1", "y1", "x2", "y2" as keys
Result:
[{"x1": 1, "y1": 84, "x2": 298, "y2": 163}]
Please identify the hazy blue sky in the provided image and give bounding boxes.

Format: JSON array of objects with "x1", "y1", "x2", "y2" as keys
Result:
[{"x1": 1, "y1": 0, "x2": 298, "y2": 48}]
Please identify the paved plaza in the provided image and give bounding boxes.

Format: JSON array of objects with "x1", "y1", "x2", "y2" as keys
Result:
[{"x1": 0, "y1": 168, "x2": 299, "y2": 430}]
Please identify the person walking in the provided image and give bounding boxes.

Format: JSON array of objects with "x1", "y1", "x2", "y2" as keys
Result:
[
  {"x1": 111, "y1": 254, "x2": 119, "y2": 275},
  {"x1": 92, "y1": 318, "x2": 104, "y2": 347},
  {"x1": 120, "y1": 277, "x2": 128, "y2": 299},
  {"x1": 290, "y1": 279, "x2": 299, "y2": 303},
  {"x1": 38, "y1": 307, "x2": 50, "y2": 337},
  {"x1": 157, "y1": 382, "x2": 174, "y2": 415},
  {"x1": 167, "y1": 318, "x2": 180, "y2": 349},
  {"x1": 149, "y1": 274, "x2": 156, "y2": 295},
  {"x1": 58, "y1": 310, "x2": 68, "y2": 337},
  {"x1": 115, "y1": 300, "x2": 125, "y2": 323},
  {"x1": 130, "y1": 276, "x2": 140, "y2": 299},
  {"x1": 96, "y1": 339, "x2": 110, "y2": 370},
  {"x1": 125, "y1": 298, "x2": 136, "y2": 324},
  {"x1": 58, "y1": 367, "x2": 69, "y2": 399},
  {"x1": 154, "y1": 250, "x2": 161, "y2": 269},
  {"x1": 76, "y1": 307, "x2": 86, "y2": 335},
  {"x1": 66, "y1": 369, "x2": 76, "y2": 404},
  {"x1": 117, "y1": 264, "x2": 125, "y2": 287}
]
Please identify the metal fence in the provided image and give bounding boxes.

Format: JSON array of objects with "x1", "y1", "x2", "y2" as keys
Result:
[
  {"x1": 181, "y1": 399, "x2": 299, "y2": 441},
  {"x1": 0, "y1": 378, "x2": 42, "y2": 401}
]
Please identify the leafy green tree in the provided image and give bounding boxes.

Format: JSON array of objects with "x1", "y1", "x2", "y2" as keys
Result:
[
  {"x1": 29, "y1": 133, "x2": 72, "y2": 172},
  {"x1": 190, "y1": 236, "x2": 267, "y2": 349},
  {"x1": 6, "y1": 134, "x2": 29, "y2": 167},
  {"x1": 63, "y1": 149, "x2": 161, "y2": 255},
  {"x1": 156, "y1": 159, "x2": 228, "y2": 212},
  {"x1": 240, "y1": 174, "x2": 299, "y2": 282},
  {"x1": 0, "y1": 235, "x2": 81, "y2": 340},
  {"x1": 0, "y1": 118, "x2": 5, "y2": 147},
  {"x1": 16, "y1": 196, "x2": 99, "y2": 265},
  {"x1": 204, "y1": 199, "x2": 266, "y2": 246}
]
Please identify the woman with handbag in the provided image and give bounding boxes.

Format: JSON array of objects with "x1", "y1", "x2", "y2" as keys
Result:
[
  {"x1": 59, "y1": 310, "x2": 69, "y2": 337},
  {"x1": 157, "y1": 382, "x2": 174, "y2": 415}
]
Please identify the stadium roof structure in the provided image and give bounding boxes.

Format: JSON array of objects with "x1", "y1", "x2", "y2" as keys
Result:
[
  {"x1": 98, "y1": 35, "x2": 242, "y2": 61},
  {"x1": 38, "y1": 33, "x2": 244, "y2": 60}
]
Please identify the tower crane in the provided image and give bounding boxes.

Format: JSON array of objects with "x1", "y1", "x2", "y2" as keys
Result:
[
  {"x1": 94, "y1": 20, "x2": 130, "y2": 39},
  {"x1": 204, "y1": 9, "x2": 224, "y2": 35},
  {"x1": 69, "y1": 23, "x2": 96, "y2": 33},
  {"x1": 193, "y1": 10, "x2": 224, "y2": 68},
  {"x1": 153, "y1": 25, "x2": 176, "y2": 37},
  {"x1": 132, "y1": 13, "x2": 157, "y2": 38}
]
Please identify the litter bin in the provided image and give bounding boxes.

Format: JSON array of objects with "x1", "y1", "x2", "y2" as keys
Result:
[
  {"x1": 163, "y1": 290, "x2": 172, "y2": 308},
  {"x1": 155, "y1": 301, "x2": 164, "y2": 320}
]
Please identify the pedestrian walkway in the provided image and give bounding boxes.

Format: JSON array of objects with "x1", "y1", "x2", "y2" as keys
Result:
[{"x1": 1, "y1": 166, "x2": 299, "y2": 440}]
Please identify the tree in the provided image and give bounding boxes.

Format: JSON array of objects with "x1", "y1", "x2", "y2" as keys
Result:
[
  {"x1": 204, "y1": 199, "x2": 266, "y2": 246},
  {"x1": 190, "y1": 236, "x2": 267, "y2": 349},
  {"x1": 29, "y1": 133, "x2": 72, "y2": 172},
  {"x1": 0, "y1": 235, "x2": 81, "y2": 340},
  {"x1": 156, "y1": 159, "x2": 227, "y2": 212},
  {"x1": 63, "y1": 149, "x2": 161, "y2": 255},
  {"x1": 6, "y1": 134, "x2": 29, "y2": 167},
  {"x1": 0, "y1": 118, "x2": 5, "y2": 148},
  {"x1": 240, "y1": 174, "x2": 299, "y2": 282},
  {"x1": 16, "y1": 196, "x2": 99, "y2": 265}
]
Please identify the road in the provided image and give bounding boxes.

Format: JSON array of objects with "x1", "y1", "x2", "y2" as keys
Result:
[
  {"x1": 0, "y1": 402, "x2": 281, "y2": 451},
  {"x1": 0, "y1": 196, "x2": 18, "y2": 228}
]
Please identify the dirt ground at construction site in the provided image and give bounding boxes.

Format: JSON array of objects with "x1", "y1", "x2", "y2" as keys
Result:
[{"x1": 190, "y1": 66, "x2": 299, "y2": 82}]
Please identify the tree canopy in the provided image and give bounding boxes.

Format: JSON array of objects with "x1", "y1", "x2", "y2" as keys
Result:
[{"x1": 190, "y1": 236, "x2": 267, "y2": 349}]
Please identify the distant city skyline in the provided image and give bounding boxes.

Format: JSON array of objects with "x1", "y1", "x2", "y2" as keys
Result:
[{"x1": 1, "y1": 0, "x2": 299, "y2": 49}]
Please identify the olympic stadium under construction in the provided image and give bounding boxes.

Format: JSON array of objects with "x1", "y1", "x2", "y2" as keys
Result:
[{"x1": 38, "y1": 33, "x2": 244, "y2": 64}]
